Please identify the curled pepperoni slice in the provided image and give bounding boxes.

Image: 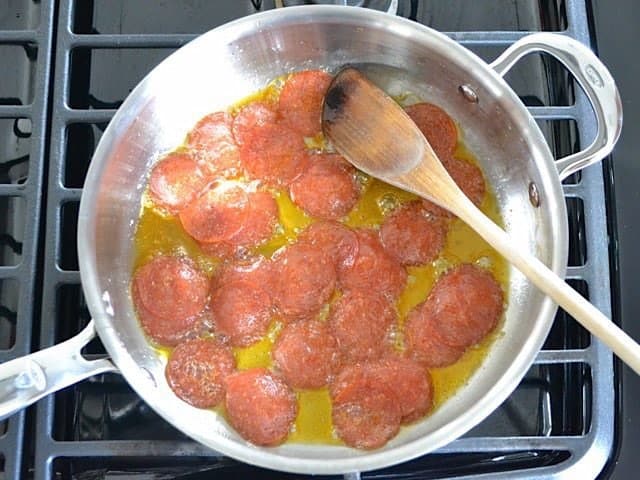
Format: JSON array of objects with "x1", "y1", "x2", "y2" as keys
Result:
[
  {"x1": 210, "y1": 279, "x2": 273, "y2": 347},
  {"x1": 405, "y1": 102, "x2": 457, "y2": 159},
  {"x1": 278, "y1": 69, "x2": 333, "y2": 138},
  {"x1": 373, "y1": 356, "x2": 434, "y2": 424},
  {"x1": 289, "y1": 153, "x2": 359, "y2": 220},
  {"x1": 133, "y1": 255, "x2": 209, "y2": 322},
  {"x1": 339, "y1": 229, "x2": 407, "y2": 300},
  {"x1": 273, "y1": 320, "x2": 340, "y2": 389},
  {"x1": 330, "y1": 363, "x2": 401, "y2": 450},
  {"x1": 298, "y1": 221, "x2": 359, "y2": 270},
  {"x1": 405, "y1": 304, "x2": 466, "y2": 368},
  {"x1": 179, "y1": 182, "x2": 248, "y2": 243},
  {"x1": 224, "y1": 368, "x2": 297, "y2": 446},
  {"x1": 380, "y1": 201, "x2": 448, "y2": 266},
  {"x1": 421, "y1": 157, "x2": 487, "y2": 218},
  {"x1": 328, "y1": 290, "x2": 396, "y2": 363},
  {"x1": 232, "y1": 102, "x2": 278, "y2": 146},
  {"x1": 238, "y1": 120, "x2": 308, "y2": 187},
  {"x1": 148, "y1": 151, "x2": 208, "y2": 214},
  {"x1": 165, "y1": 338, "x2": 236, "y2": 408},
  {"x1": 186, "y1": 112, "x2": 241, "y2": 178},
  {"x1": 422, "y1": 264, "x2": 503, "y2": 349},
  {"x1": 273, "y1": 241, "x2": 337, "y2": 321}
]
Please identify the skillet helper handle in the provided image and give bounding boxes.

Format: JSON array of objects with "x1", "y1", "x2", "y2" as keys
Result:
[
  {"x1": 0, "y1": 321, "x2": 117, "y2": 421},
  {"x1": 490, "y1": 32, "x2": 623, "y2": 180}
]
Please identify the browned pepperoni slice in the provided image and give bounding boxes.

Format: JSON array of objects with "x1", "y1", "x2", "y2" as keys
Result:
[
  {"x1": 210, "y1": 279, "x2": 273, "y2": 347},
  {"x1": 405, "y1": 102, "x2": 457, "y2": 159},
  {"x1": 277, "y1": 70, "x2": 333, "y2": 138},
  {"x1": 148, "y1": 151, "x2": 209, "y2": 214},
  {"x1": 273, "y1": 241, "x2": 337, "y2": 321},
  {"x1": 165, "y1": 338, "x2": 236, "y2": 408},
  {"x1": 298, "y1": 221, "x2": 359, "y2": 270},
  {"x1": 289, "y1": 153, "x2": 359, "y2": 220},
  {"x1": 380, "y1": 201, "x2": 448, "y2": 266},
  {"x1": 238, "y1": 120, "x2": 308, "y2": 187},
  {"x1": 179, "y1": 183, "x2": 249, "y2": 243},
  {"x1": 338, "y1": 229, "x2": 407, "y2": 300},
  {"x1": 330, "y1": 363, "x2": 401, "y2": 449},
  {"x1": 232, "y1": 102, "x2": 278, "y2": 146},
  {"x1": 405, "y1": 304, "x2": 466, "y2": 367},
  {"x1": 422, "y1": 264, "x2": 503, "y2": 348},
  {"x1": 328, "y1": 290, "x2": 396, "y2": 362},
  {"x1": 421, "y1": 157, "x2": 486, "y2": 218},
  {"x1": 133, "y1": 255, "x2": 209, "y2": 322},
  {"x1": 272, "y1": 320, "x2": 340, "y2": 389},
  {"x1": 373, "y1": 356, "x2": 434, "y2": 424},
  {"x1": 224, "y1": 368, "x2": 297, "y2": 446},
  {"x1": 186, "y1": 111, "x2": 241, "y2": 178}
]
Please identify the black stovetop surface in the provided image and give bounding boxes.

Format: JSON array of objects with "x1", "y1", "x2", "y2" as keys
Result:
[{"x1": 1, "y1": 1, "x2": 639, "y2": 478}]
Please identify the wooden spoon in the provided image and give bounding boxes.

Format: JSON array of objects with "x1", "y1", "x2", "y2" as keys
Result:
[{"x1": 322, "y1": 67, "x2": 640, "y2": 374}]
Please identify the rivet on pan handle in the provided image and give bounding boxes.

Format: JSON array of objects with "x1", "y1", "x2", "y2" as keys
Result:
[
  {"x1": 490, "y1": 32, "x2": 623, "y2": 181},
  {"x1": 0, "y1": 321, "x2": 117, "y2": 421}
]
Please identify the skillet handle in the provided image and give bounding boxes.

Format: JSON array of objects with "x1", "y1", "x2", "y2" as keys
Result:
[
  {"x1": 489, "y1": 32, "x2": 623, "y2": 181},
  {"x1": 0, "y1": 321, "x2": 117, "y2": 421}
]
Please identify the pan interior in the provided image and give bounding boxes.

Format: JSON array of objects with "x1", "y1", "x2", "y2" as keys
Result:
[{"x1": 78, "y1": 6, "x2": 566, "y2": 474}]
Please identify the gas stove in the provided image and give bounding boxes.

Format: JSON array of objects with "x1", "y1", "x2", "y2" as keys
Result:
[{"x1": 0, "y1": 1, "x2": 633, "y2": 478}]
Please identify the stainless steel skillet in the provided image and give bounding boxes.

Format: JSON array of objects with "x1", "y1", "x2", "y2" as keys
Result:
[{"x1": 0, "y1": 6, "x2": 621, "y2": 474}]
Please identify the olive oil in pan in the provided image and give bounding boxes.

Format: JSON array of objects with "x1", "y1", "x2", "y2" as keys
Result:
[{"x1": 131, "y1": 82, "x2": 509, "y2": 444}]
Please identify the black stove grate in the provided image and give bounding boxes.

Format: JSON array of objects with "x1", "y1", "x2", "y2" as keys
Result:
[
  {"x1": 0, "y1": 1, "x2": 54, "y2": 479},
  {"x1": 0, "y1": 1, "x2": 616, "y2": 479}
]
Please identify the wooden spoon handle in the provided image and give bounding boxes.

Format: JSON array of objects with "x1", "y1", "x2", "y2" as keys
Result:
[{"x1": 452, "y1": 187, "x2": 640, "y2": 374}]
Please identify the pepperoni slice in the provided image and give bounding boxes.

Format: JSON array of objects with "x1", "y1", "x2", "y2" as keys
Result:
[
  {"x1": 273, "y1": 241, "x2": 337, "y2": 321},
  {"x1": 210, "y1": 279, "x2": 273, "y2": 347},
  {"x1": 405, "y1": 102, "x2": 457, "y2": 159},
  {"x1": 132, "y1": 255, "x2": 209, "y2": 322},
  {"x1": 132, "y1": 293, "x2": 202, "y2": 346},
  {"x1": 405, "y1": 304, "x2": 466, "y2": 367},
  {"x1": 232, "y1": 102, "x2": 278, "y2": 146},
  {"x1": 230, "y1": 190, "x2": 279, "y2": 247},
  {"x1": 278, "y1": 69, "x2": 333, "y2": 138},
  {"x1": 213, "y1": 256, "x2": 274, "y2": 292},
  {"x1": 328, "y1": 290, "x2": 396, "y2": 362},
  {"x1": 421, "y1": 157, "x2": 486, "y2": 218},
  {"x1": 421, "y1": 264, "x2": 503, "y2": 349},
  {"x1": 373, "y1": 356, "x2": 434, "y2": 424},
  {"x1": 338, "y1": 229, "x2": 407, "y2": 300},
  {"x1": 148, "y1": 151, "x2": 209, "y2": 214},
  {"x1": 165, "y1": 338, "x2": 236, "y2": 408},
  {"x1": 197, "y1": 190, "x2": 277, "y2": 258},
  {"x1": 330, "y1": 363, "x2": 401, "y2": 449},
  {"x1": 224, "y1": 368, "x2": 297, "y2": 446},
  {"x1": 238, "y1": 120, "x2": 308, "y2": 187},
  {"x1": 298, "y1": 221, "x2": 359, "y2": 270},
  {"x1": 289, "y1": 153, "x2": 359, "y2": 220},
  {"x1": 272, "y1": 320, "x2": 340, "y2": 389},
  {"x1": 186, "y1": 111, "x2": 241, "y2": 178},
  {"x1": 446, "y1": 156, "x2": 486, "y2": 207},
  {"x1": 179, "y1": 183, "x2": 249, "y2": 243},
  {"x1": 380, "y1": 201, "x2": 448, "y2": 266}
]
